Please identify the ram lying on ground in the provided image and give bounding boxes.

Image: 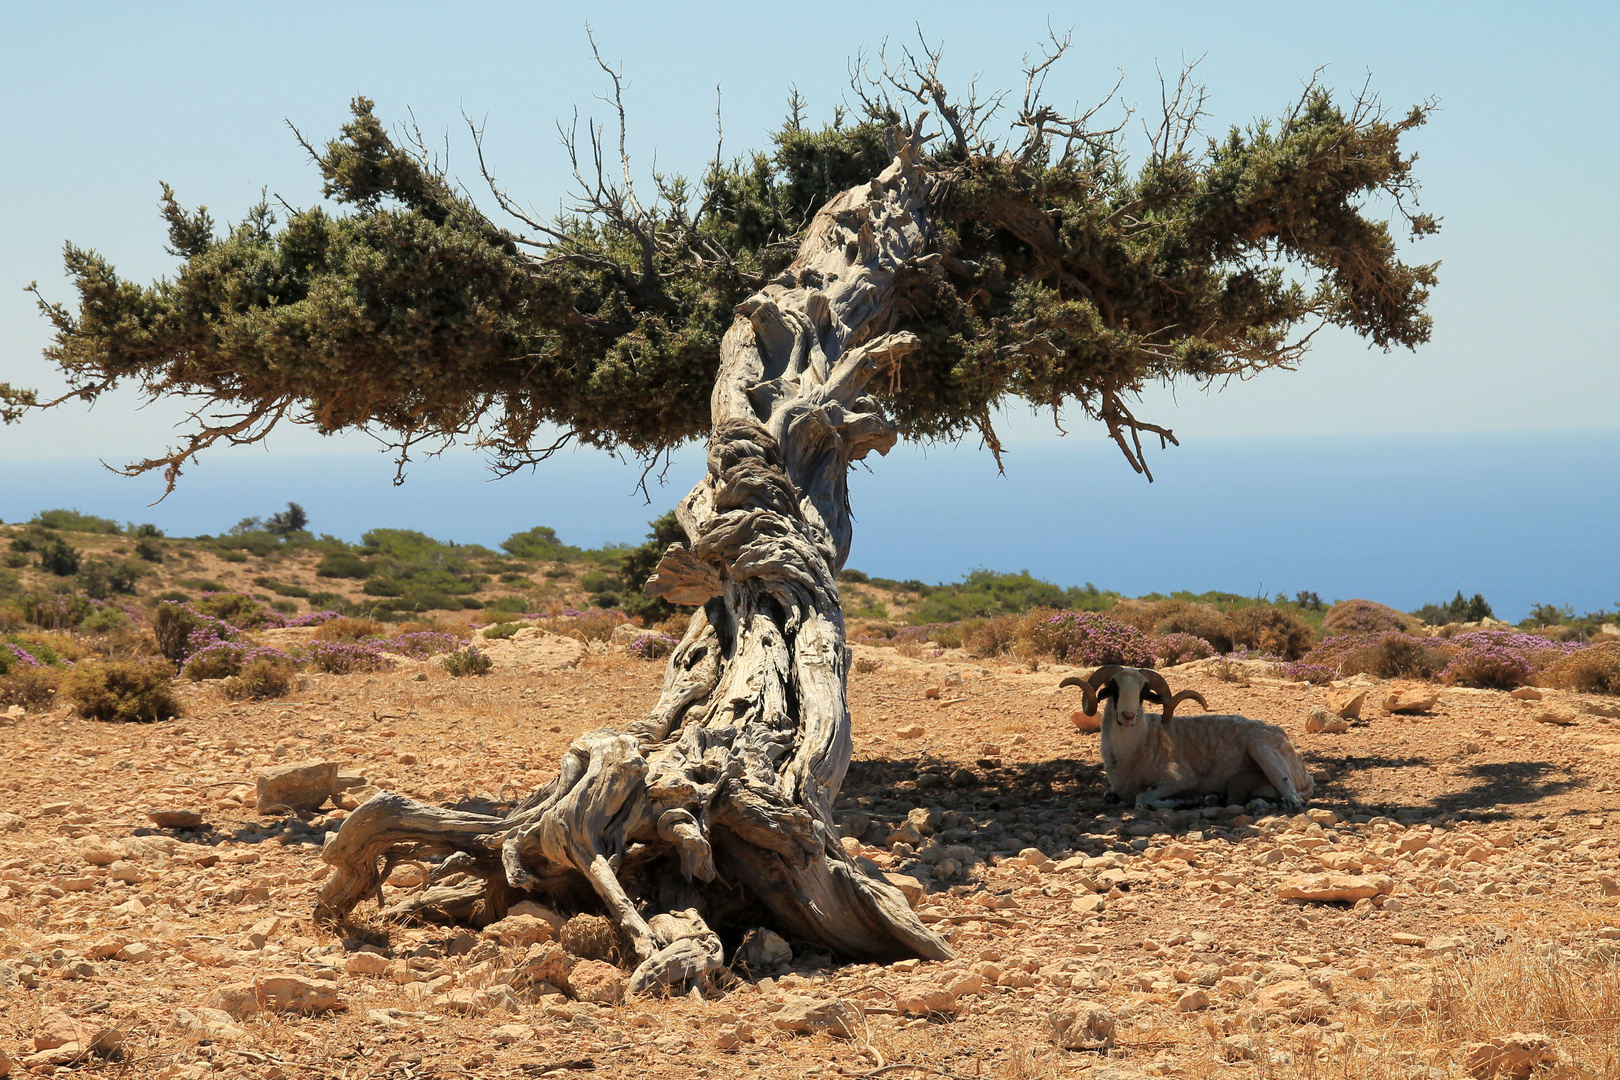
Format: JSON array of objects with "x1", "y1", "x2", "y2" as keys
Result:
[{"x1": 1061, "y1": 665, "x2": 1315, "y2": 811}]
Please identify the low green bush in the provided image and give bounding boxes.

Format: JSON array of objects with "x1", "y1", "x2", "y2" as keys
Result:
[
  {"x1": 316, "y1": 552, "x2": 372, "y2": 579},
  {"x1": 221, "y1": 657, "x2": 295, "y2": 700},
  {"x1": 32, "y1": 509, "x2": 120, "y2": 534},
  {"x1": 0, "y1": 665, "x2": 60, "y2": 709},
  {"x1": 482, "y1": 621, "x2": 525, "y2": 639},
  {"x1": 441, "y1": 646, "x2": 493, "y2": 677},
  {"x1": 133, "y1": 536, "x2": 165, "y2": 562},
  {"x1": 59, "y1": 660, "x2": 181, "y2": 722},
  {"x1": 37, "y1": 536, "x2": 81, "y2": 576}
]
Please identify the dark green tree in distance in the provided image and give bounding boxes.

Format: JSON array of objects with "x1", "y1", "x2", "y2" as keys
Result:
[
  {"x1": 265, "y1": 502, "x2": 309, "y2": 536},
  {"x1": 6, "y1": 34, "x2": 1438, "y2": 984}
]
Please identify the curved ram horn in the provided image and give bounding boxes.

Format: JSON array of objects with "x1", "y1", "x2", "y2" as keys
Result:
[
  {"x1": 1086, "y1": 665, "x2": 1125, "y2": 695},
  {"x1": 1163, "y1": 688, "x2": 1209, "y2": 722},
  {"x1": 1059, "y1": 675, "x2": 1099, "y2": 716},
  {"x1": 1141, "y1": 668, "x2": 1176, "y2": 712}
]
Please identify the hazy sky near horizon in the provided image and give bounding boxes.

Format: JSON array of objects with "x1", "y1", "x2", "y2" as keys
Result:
[{"x1": 3, "y1": 1, "x2": 1616, "y2": 463}]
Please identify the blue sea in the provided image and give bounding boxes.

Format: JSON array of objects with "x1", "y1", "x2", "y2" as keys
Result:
[{"x1": 3, "y1": 429, "x2": 1616, "y2": 623}]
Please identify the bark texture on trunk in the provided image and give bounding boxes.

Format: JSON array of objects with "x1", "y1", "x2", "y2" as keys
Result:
[{"x1": 315, "y1": 124, "x2": 952, "y2": 989}]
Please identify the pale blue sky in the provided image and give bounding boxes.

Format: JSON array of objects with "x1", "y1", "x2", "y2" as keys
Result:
[{"x1": 1, "y1": 2, "x2": 1616, "y2": 615}]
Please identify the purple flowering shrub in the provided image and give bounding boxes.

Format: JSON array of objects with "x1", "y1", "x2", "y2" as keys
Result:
[
  {"x1": 1280, "y1": 661, "x2": 1336, "y2": 685},
  {"x1": 628, "y1": 633, "x2": 678, "y2": 661},
  {"x1": 182, "y1": 642, "x2": 293, "y2": 681},
  {"x1": 1294, "y1": 632, "x2": 1450, "y2": 680},
  {"x1": 1321, "y1": 599, "x2": 1414, "y2": 636},
  {"x1": 1441, "y1": 644, "x2": 1534, "y2": 690},
  {"x1": 1023, "y1": 611, "x2": 1155, "y2": 667},
  {"x1": 377, "y1": 631, "x2": 463, "y2": 659},
  {"x1": 526, "y1": 607, "x2": 630, "y2": 643},
  {"x1": 1152, "y1": 632, "x2": 1216, "y2": 665},
  {"x1": 298, "y1": 639, "x2": 394, "y2": 675}
]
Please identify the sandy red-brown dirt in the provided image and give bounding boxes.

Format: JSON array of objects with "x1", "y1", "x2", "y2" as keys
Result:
[{"x1": 3, "y1": 635, "x2": 1619, "y2": 1078}]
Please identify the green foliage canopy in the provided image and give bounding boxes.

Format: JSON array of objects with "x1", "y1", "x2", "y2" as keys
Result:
[{"x1": 9, "y1": 53, "x2": 1437, "y2": 490}]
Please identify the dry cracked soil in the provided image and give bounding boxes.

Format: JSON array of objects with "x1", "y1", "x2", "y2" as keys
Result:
[{"x1": 3, "y1": 632, "x2": 1620, "y2": 1079}]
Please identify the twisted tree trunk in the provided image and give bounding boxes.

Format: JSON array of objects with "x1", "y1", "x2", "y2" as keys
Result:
[{"x1": 316, "y1": 124, "x2": 953, "y2": 989}]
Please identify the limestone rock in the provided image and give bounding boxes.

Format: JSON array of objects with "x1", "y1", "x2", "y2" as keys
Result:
[
  {"x1": 210, "y1": 983, "x2": 261, "y2": 1019},
  {"x1": 33, "y1": 1008, "x2": 121, "y2": 1055},
  {"x1": 147, "y1": 808, "x2": 203, "y2": 829},
  {"x1": 484, "y1": 913, "x2": 555, "y2": 947},
  {"x1": 771, "y1": 996, "x2": 863, "y2": 1038},
  {"x1": 1384, "y1": 690, "x2": 1439, "y2": 715},
  {"x1": 1276, "y1": 873, "x2": 1393, "y2": 902},
  {"x1": 1599, "y1": 874, "x2": 1620, "y2": 897},
  {"x1": 1326, "y1": 689, "x2": 1369, "y2": 719},
  {"x1": 896, "y1": 724, "x2": 926, "y2": 739},
  {"x1": 175, "y1": 1007, "x2": 247, "y2": 1041},
  {"x1": 1581, "y1": 699, "x2": 1620, "y2": 719},
  {"x1": 510, "y1": 942, "x2": 576, "y2": 991},
  {"x1": 0, "y1": 1046, "x2": 13, "y2": 1077},
  {"x1": 885, "y1": 872, "x2": 924, "y2": 906},
  {"x1": 491, "y1": 1023, "x2": 535, "y2": 1044},
  {"x1": 1508, "y1": 687, "x2": 1542, "y2": 701},
  {"x1": 1220, "y1": 1034, "x2": 1261, "y2": 1061},
  {"x1": 477, "y1": 627, "x2": 585, "y2": 672},
  {"x1": 1049, "y1": 1002, "x2": 1116, "y2": 1050},
  {"x1": 895, "y1": 982, "x2": 959, "y2": 1015},
  {"x1": 1305, "y1": 707, "x2": 1351, "y2": 734},
  {"x1": 253, "y1": 972, "x2": 344, "y2": 1013},
  {"x1": 1463, "y1": 1032, "x2": 1555, "y2": 1079},
  {"x1": 1256, "y1": 979, "x2": 1331, "y2": 1021},
  {"x1": 1535, "y1": 708, "x2": 1578, "y2": 726},
  {"x1": 344, "y1": 952, "x2": 391, "y2": 976},
  {"x1": 255, "y1": 760, "x2": 339, "y2": 813},
  {"x1": 739, "y1": 927, "x2": 792, "y2": 970},
  {"x1": 1175, "y1": 989, "x2": 1210, "y2": 1012},
  {"x1": 506, "y1": 900, "x2": 568, "y2": 931},
  {"x1": 569, "y1": 960, "x2": 627, "y2": 1005},
  {"x1": 1071, "y1": 894, "x2": 1106, "y2": 916}
]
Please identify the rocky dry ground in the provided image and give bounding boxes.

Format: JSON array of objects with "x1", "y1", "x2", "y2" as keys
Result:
[{"x1": 2, "y1": 631, "x2": 1620, "y2": 1079}]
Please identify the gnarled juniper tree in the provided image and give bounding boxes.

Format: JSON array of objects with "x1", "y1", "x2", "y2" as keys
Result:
[{"x1": 7, "y1": 36, "x2": 1436, "y2": 988}]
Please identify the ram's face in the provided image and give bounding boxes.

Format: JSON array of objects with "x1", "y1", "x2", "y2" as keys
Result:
[{"x1": 1104, "y1": 673, "x2": 1163, "y2": 728}]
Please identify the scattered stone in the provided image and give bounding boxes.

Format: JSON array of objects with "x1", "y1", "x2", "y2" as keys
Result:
[
  {"x1": 344, "y1": 952, "x2": 391, "y2": 976},
  {"x1": 253, "y1": 972, "x2": 345, "y2": 1013},
  {"x1": 1423, "y1": 936, "x2": 1468, "y2": 958},
  {"x1": 1599, "y1": 875, "x2": 1620, "y2": 897},
  {"x1": 896, "y1": 724, "x2": 926, "y2": 739},
  {"x1": 1175, "y1": 989, "x2": 1210, "y2": 1012},
  {"x1": 894, "y1": 982, "x2": 959, "y2": 1016},
  {"x1": 1305, "y1": 707, "x2": 1351, "y2": 734},
  {"x1": 506, "y1": 900, "x2": 568, "y2": 931},
  {"x1": 1018, "y1": 847, "x2": 1053, "y2": 869},
  {"x1": 1276, "y1": 873, "x2": 1393, "y2": 902},
  {"x1": 771, "y1": 996, "x2": 863, "y2": 1039},
  {"x1": 569, "y1": 960, "x2": 627, "y2": 1005},
  {"x1": 739, "y1": 927, "x2": 792, "y2": 970},
  {"x1": 0, "y1": 811, "x2": 23, "y2": 833},
  {"x1": 484, "y1": 913, "x2": 555, "y2": 947},
  {"x1": 147, "y1": 808, "x2": 204, "y2": 829},
  {"x1": 1071, "y1": 894, "x2": 1106, "y2": 916},
  {"x1": 255, "y1": 760, "x2": 340, "y2": 813},
  {"x1": 509, "y1": 943, "x2": 576, "y2": 992},
  {"x1": 1509, "y1": 687, "x2": 1543, "y2": 701},
  {"x1": 175, "y1": 1007, "x2": 247, "y2": 1041},
  {"x1": 1049, "y1": 1002, "x2": 1116, "y2": 1050},
  {"x1": 33, "y1": 1008, "x2": 121, "y2": 1055},
  {"x1": 1463, "y1": 1032, "x2": 1555, "y2": 1079},
  {"x1": 1220, "y1": 1034, "x2": 1261, "y2": 1061},
  {"x1": 117, "y1": 941, "x2": 156, "y2": 962},
  {"x1": 1535, "y1": 709, "x2": 1578, "y2": 727},
  {"x1": 1392, "y1": 933, "x2": 1427, "y2": 947},
  {"x1": 491, "y1": 1023, "x2": 534, "y2": 1045},
  {"x1": 1327, "y1": 689, "x2": 1369, "y2": 719},
  {"x1": 86, "y1": 934, "x2": 132, "y2": 960},
  {"x1": 1385, "y1": 690, "x2": 1439, "y2": 714},
  {"x1": 1256, "y1": 979, "x2": 1331, "y2": 1021},
  {"x1": 1582, "y1": 700, "x2": 1620, "y2": 719},
  {"x1": 0, "y1": 1046, "x2": 12, "y2": 1077},
  {"x1": 885, "y1": 873, "x2": 925, "y2": 906}
]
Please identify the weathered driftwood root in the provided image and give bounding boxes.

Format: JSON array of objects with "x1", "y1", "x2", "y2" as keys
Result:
[{"x1": 315, "y1": 121, "x2": 953, "y2": 989}]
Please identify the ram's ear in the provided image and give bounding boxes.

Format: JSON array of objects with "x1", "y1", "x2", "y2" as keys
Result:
[
  {"x1": 1098, "y1": 680, "x2": 1119, "y2": 701},
  {"x1": 1142, "y1": 688, "x2": 1164, "y2": 704}
]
